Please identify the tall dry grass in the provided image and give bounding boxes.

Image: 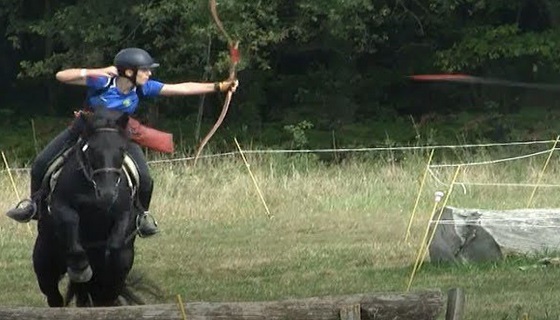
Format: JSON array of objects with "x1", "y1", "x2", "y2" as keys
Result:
[{"x1": 1, "y1": 147, "x2": 560, "y2": 319}]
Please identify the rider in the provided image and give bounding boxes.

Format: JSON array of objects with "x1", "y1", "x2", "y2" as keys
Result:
[{"x1": 6, "y1": 47, "x2": 238, "y2": 237}]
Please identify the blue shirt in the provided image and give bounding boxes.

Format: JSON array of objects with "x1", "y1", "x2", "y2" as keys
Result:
[{"x1": 85, "y1": 76, "x2": 164, "y2": 114}]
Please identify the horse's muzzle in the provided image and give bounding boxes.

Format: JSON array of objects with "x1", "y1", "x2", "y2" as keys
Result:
[{"x1": 94, "y1": 185, "x2": 119, "y2": 209}]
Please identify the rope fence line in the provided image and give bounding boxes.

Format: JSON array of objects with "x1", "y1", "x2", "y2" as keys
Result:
[
  {"x1": 424, "y1": 141, "x2": 560, "y2": 189},
  {"x1": 178, "y1": 139, "x2": 558, "y2": 153},
  {"x1": 450, "y1": 182, "x2": 560, "y2": 188},
  {"x1": 428, "y1": 149, "x2": 553, "y2": 168},
  {"x1": 0, "y1": 152, "x2": 235, "y2": 173},
  {"x1": 428, "y1": 221, "x2": 560, "y2": 228},
  {"x1": 2, "y1": 138, "x2": 558, "y2": 172},
  {"x1": 149, "y1": 152, "x2": 235, "y2": 164},
  {"x1": 427, "y1": 168, "x2": 449, "y2": 187},
  {"x1": 432, "y1": 217, "x2": 560, "y2": 222},
  {"x1": 150, "y1": 139, "x2": 560, "y2": 164},
  {"x1": 427, "y1": 167, "x2": 560, "y2": 189}
]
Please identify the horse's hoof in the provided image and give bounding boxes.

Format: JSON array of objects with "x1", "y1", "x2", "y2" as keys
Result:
[{"x1": 67, "y1": 265, "x2": 92, "y2": 283}]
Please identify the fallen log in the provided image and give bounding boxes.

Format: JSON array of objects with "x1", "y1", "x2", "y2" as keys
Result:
[{"x1": 0, "y1": 290, "x2": 444, "y2": 320}]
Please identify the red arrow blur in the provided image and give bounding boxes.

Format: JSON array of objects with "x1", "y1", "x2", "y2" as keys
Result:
[{"x1": 409, "y1": 73, "x2": 560, "y2": 91}]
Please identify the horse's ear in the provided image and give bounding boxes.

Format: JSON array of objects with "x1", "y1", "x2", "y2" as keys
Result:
[
  {"x1": 80, "y1": 111, "x2": 95, "y2": 137},
  {"x1": 116, "y1": 113, "x2": 130, "y2": 129}
]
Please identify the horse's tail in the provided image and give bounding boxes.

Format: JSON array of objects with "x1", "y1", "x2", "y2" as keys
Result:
[
  {"x1": 120, "y1": 286, "x2": 145, "y2": 305},
  {"x1": 63, "y1": 282, "x2": 92, "y2": 307},
  {"x1": 120, "y1": 269, "x2": 166, "y2": 305},
  {"x1": 63, "y1": 270, "x2": 165, "y2": 306},
  {"x1": 63, "y1": 281, "x2": 75, "y2": 307}
]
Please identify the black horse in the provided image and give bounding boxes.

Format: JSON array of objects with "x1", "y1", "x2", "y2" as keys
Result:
[{"x1": 32, "y1": 106, "x2": 141, "y2": 307}]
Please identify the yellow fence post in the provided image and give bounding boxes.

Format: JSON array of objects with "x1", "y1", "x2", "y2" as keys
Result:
[
  {"x1": 526, "y1": 135, "x2": 560, "y2": 208},
  {"x1": 405, "y1": 149, "x2": 435, "y2": 242},
  {"x1": 406, "y1": 165, "x2": 462, "y2": 292}
]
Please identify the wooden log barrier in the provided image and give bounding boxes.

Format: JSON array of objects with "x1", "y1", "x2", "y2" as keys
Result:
[{"x1": 0, "y1": 290, "x2": 444, "y2": 320}]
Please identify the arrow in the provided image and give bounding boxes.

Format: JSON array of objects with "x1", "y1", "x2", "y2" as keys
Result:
[{"x1": 409, "y1": 74, "x2": 560, "y2": 91}]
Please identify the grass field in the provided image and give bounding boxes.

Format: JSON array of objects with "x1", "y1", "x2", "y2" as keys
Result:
[{"x1": 1, "y1": 146, "x2": 560, "y2": 319}]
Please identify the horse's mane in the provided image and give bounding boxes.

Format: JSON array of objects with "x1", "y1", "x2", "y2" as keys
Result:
[{"x1": 82, "y1": 107, "x2": 129, "y2": 138}]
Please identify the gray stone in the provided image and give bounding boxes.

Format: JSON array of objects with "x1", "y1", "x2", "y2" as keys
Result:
[{"x1": 427, "y1": 206, "x2": 560, "y2": 263}]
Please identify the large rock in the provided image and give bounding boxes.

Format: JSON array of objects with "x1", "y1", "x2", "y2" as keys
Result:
[{"x1": 428, "y1": 206, "x2": 560, "y2": 263}]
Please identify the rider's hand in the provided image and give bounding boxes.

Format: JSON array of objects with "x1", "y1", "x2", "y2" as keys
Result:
[
  {"x1": 87, "y1": 66, "x2": 118, "y2": 78},
  {"x1": 214, "y1": 79, "x2": 239, "y2": 93}
]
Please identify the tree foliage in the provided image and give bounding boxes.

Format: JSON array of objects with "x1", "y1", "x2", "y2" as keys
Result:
[{"x1": 1, "y1": 0, "x2": 560, "y2": 156}]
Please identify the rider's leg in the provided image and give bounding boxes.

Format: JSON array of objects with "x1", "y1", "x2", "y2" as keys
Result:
[
  {"x1": 126, "y1": 143, "x2": 158, "y2": 237},
  {"x1": 6, "y1": 127, "x2": 79, "y2": 222}
]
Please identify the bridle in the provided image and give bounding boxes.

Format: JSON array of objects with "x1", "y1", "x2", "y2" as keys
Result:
[{"x1": 77, "y1": 127, "x2": 124, "y2": 193}]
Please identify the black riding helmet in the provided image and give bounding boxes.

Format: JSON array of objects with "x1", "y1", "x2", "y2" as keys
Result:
[{"x1": 114, "y1": 48, "x2": 159, "y2": 85}]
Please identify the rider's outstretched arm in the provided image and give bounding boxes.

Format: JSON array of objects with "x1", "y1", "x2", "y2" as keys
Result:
[
  {"x1": 56, "y1": 66, "x2": 118, "y2": 86},
  {"x1": 159, "y1": 79, "x2": 238, "y2": 97}
]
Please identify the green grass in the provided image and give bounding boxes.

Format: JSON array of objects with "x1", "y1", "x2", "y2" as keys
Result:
[{"x1": 2, "y1": 148, "x2": 560, "y2": 319}]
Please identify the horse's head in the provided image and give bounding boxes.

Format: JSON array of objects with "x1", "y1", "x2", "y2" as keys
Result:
[{"x1": 80, "y1": 106, "x2": 130, "y2": 207}]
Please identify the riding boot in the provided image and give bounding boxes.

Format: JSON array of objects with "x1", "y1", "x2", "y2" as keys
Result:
[
  {"x1": 6, "y1": 182, "x2": 43, "y2": 223},
  {"x1": 137, "y1": 212, "x2": 158, "y2": 238},
  {"x1": 6, "y1": 198, "x2": 38, "y2": 223},
  {"x1": 136, "y1": 181, "x2": 158, "y2": 237},
  {"x1": 7, "y1": 125, "x2": 80, "y2": 224}
]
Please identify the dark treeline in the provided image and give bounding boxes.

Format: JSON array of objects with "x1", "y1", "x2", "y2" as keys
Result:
[{"x1": 1, "y1": 0, "x2": 560, "y2": 157}]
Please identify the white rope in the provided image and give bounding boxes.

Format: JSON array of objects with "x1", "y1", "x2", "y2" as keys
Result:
[
  {"x1": 1, "y1": 139, "x2": 557, "y2": 171},
  {"x1": 429, "y1": 220, "x2": 560, "y2": 228},
  {"x1": 425, "y1": 146, "x2": 560, "y2": 189},
  {"x1": 213, "y1": 140, "x2": 557, "y2": 153},
  {"x1": 432, "y1": 223, "x2": 560, "y2": 228},
  {"x1": 427, "y1": 167, "x2": 450, "y2": 187},
  {"x1": 429, "y1": 149, "x2": 553, "y2": 168},
  {"x1": 148, "y1": 152, "x2": 236, "y2": 165},
  {"x1": 432, "y1": 216, "x2": 560, "y2": 222},
  {"x1": 0, "y1": 167, "x2": 30, "y2": 173},
  {"x1": 452, "y1": 182, "x2": 560, "y2": 188},
  {"x1": 146, "y1": 139, "x2": 560, "y2": 165},
  {"x1": 426, "y1": 167, "x2": 468, "y2": 193}
]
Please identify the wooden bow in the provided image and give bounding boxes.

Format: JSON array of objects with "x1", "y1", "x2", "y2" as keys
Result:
[{"x1": 193, "y1": 0, "x2": 240, "y2": 166}]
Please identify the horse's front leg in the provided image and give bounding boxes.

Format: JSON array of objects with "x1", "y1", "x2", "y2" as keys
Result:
[
  {"x1": 107, "y1": 209, "x2": 130, "y2": 253},
  {"x1": 52, "y1": 202, "x2": 92, "y2": 283},
  {"x1": 33, "y1": 217, "x2": 66, "y2": 307},
  {"x1": 105, "y1": 208, "x2": 132, "y2": 275},
  {"x1": 95, "y1": 209, "x2": 133, "y2": 305}
]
